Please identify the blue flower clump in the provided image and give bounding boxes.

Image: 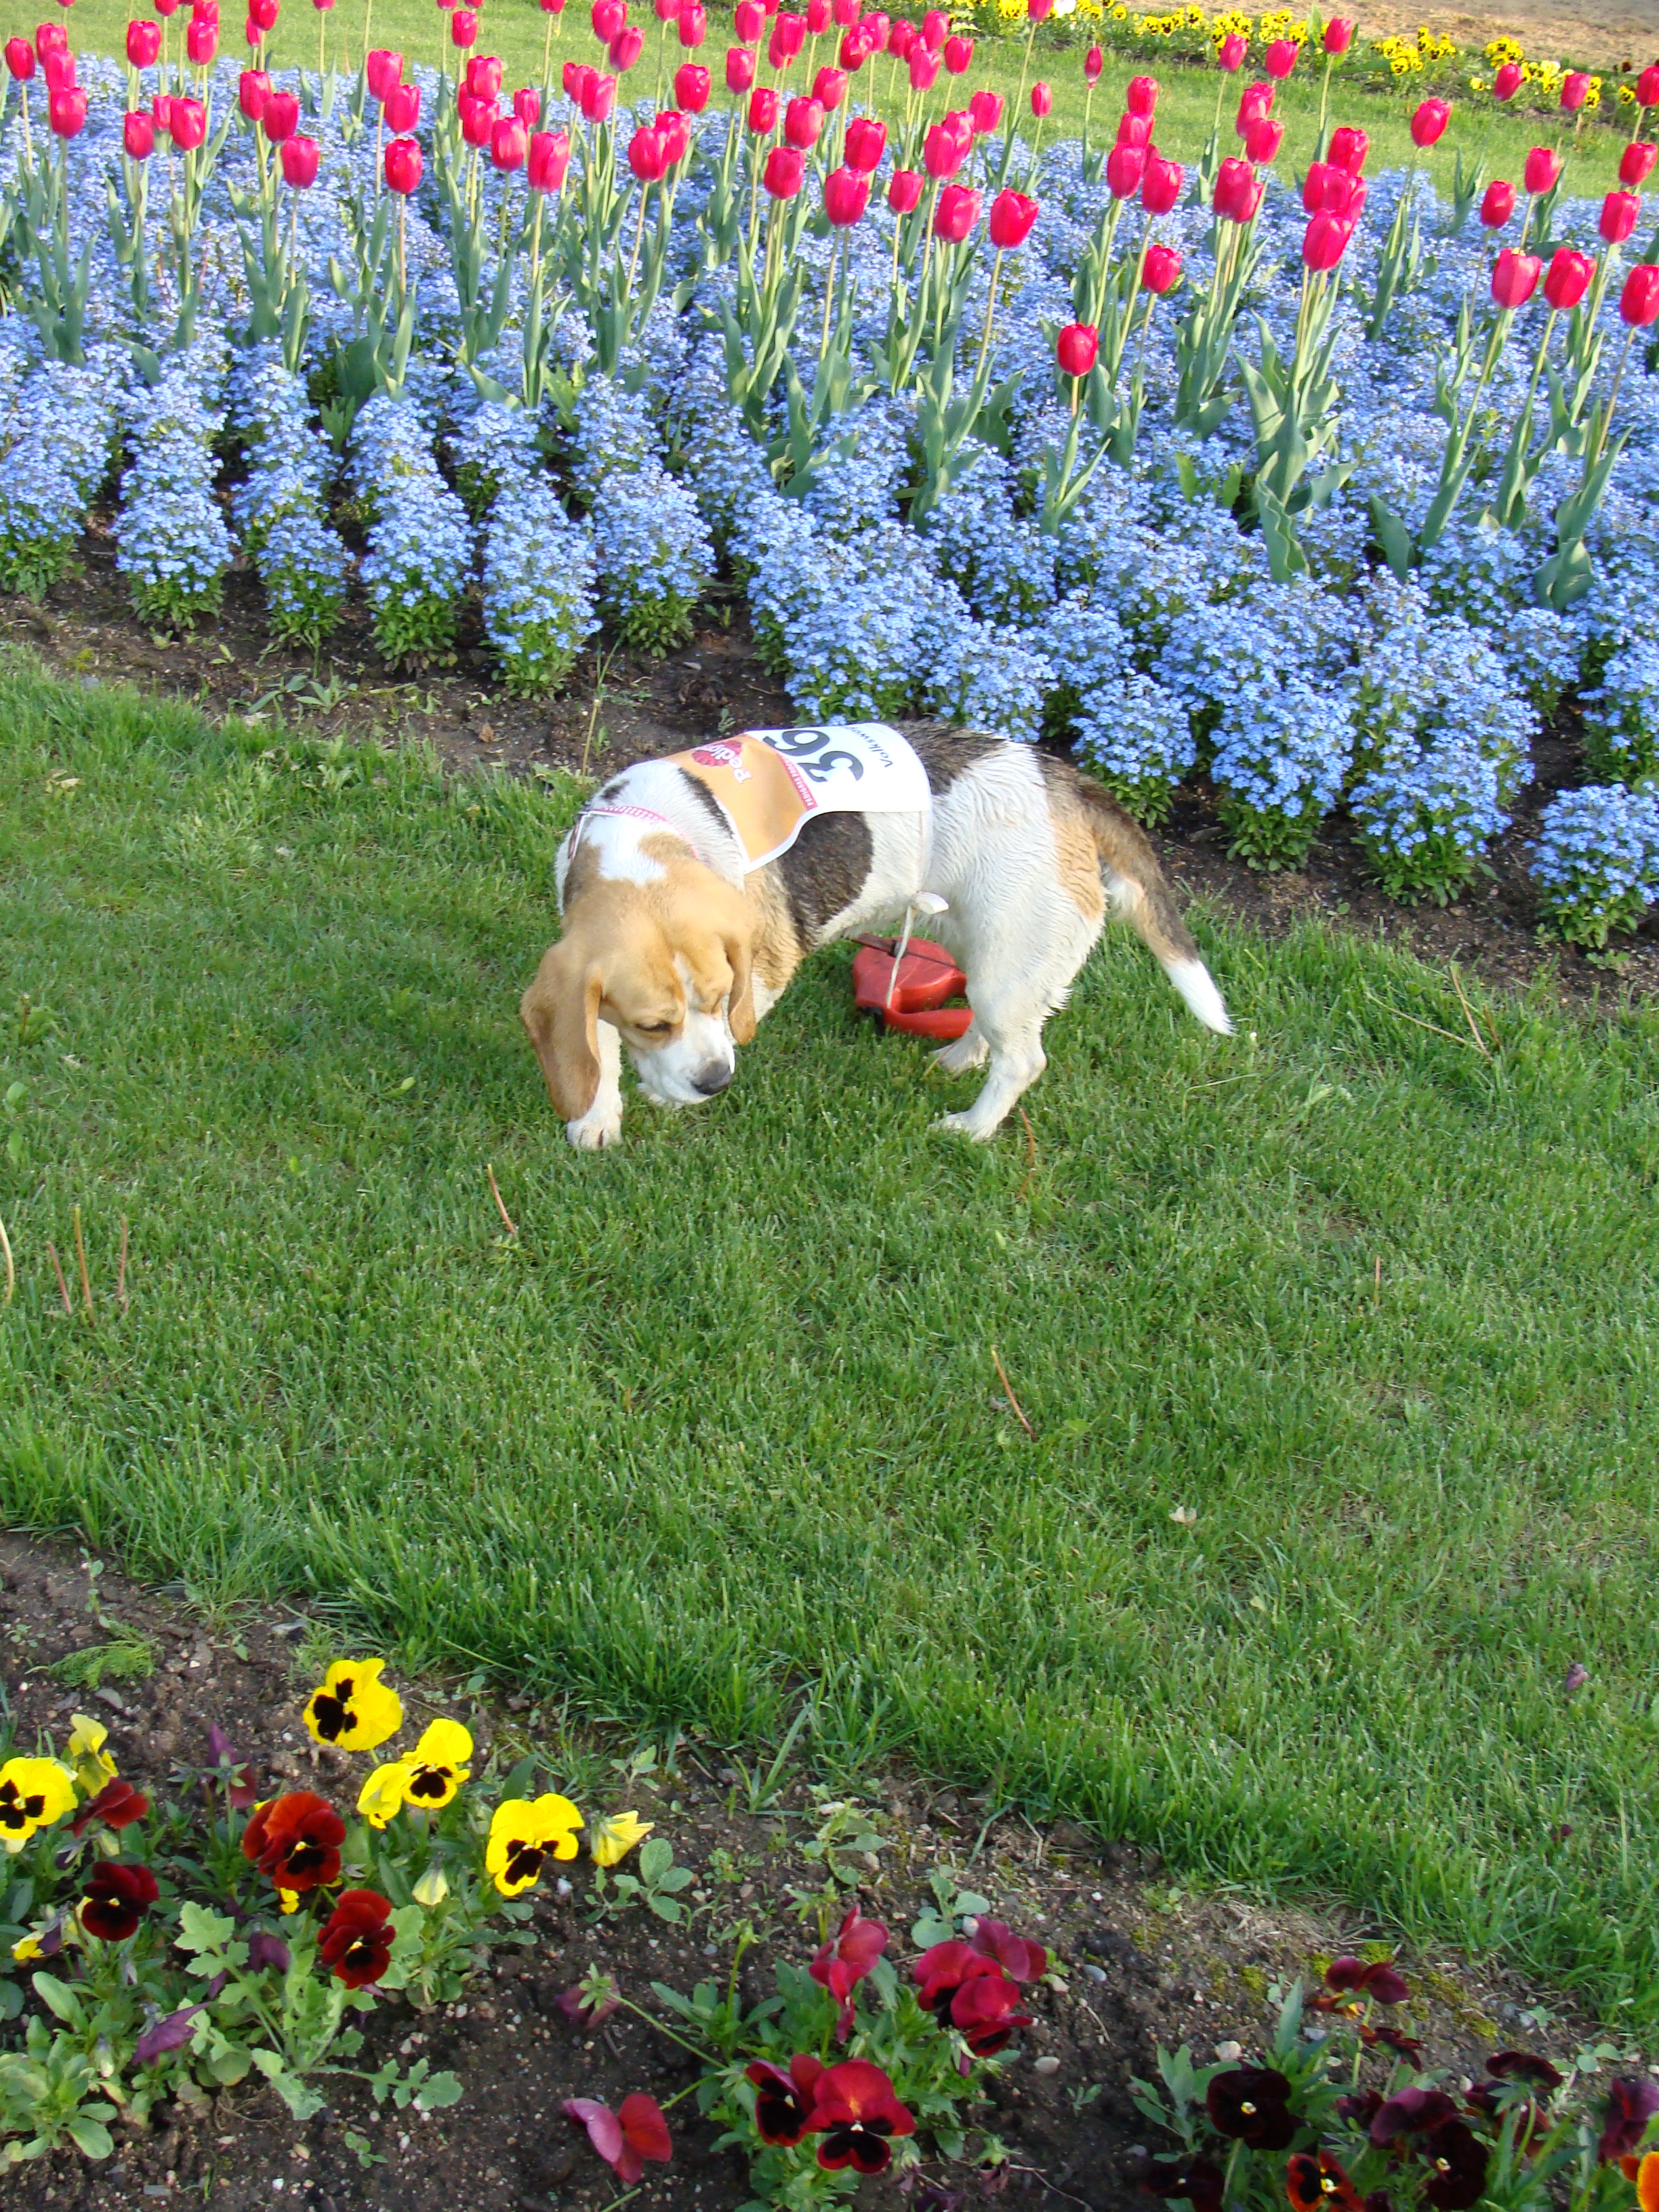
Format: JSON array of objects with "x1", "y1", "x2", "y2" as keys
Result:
[
  {"x1": 1210, "y1": 676, "x2": 1357, "y2": 871},
  {"x1": 0, "y1": 348, "x2": 118, "y2": 600},
  {"x1": 572, "y1": 372, "x2": 712, "y2": 652},
  {"x1": 228, "y1": 344, "x2": 350, "y2": 649},
  {"x1": 1580, "y1": 640, "x2": 1659, "y2": 789},
  {"x1": 351, "y1": 393, "x2": 474, "y2": 666},
  {"x1": 1529, "y1": 785, "x2": 1659, "y2": 949},
  {"x1": 115, "y1": 363, "x2": 233, "y2": 632}
]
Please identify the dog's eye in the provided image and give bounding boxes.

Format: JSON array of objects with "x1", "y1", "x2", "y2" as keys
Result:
[{"x1": 636, "y1": 1020, "x2": 673, "y2": 1036}]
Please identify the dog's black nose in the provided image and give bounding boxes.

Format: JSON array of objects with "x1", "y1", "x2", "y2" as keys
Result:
[{"x1": 692, "y1": 1063, "x2": 733, "y2": 1096}]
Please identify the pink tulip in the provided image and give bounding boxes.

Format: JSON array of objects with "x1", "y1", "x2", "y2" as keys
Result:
[
  {"x1": 262, "y1": 87, "x2": 298, "y2": 140},
  {"x1": 943, "y1": 34, "x2": 971, "y2": 73},
  {"x1": 1214, "y1": 155, "x2": 1261, "y2": 224},
  {"x1": 968, "y1": 88, "x2": 1002, "y2": 134},
  {"x1": 1493, "y1": 60, "x2": 1522, "y2": 100},
  {"x1": 465, "y1": 52, "x2": 501, "y2": 98},
  {"x1": 909, "y1": 46, "x2": 938, "y2": 91},
  {"x1": 725, "y1": 45, "x2": 754, "y2": 91},
  {"x1": 1618, "y1": 140, "x2": 1655, "y2": 188},
  {"x1": 678, "y1": 3, "x2": 705, "y2": 45},
  {"x1": 451, "y1": 7, "x2": 477, "y2": 46},
  {"x1": 747, "y1": 83, "x2": 777, "y2": 131},
  {"x1": 126, "y1": 19, "x2": 161, "y2": 66},
  {"x1": 1639, "y1": 65, "x2": 1659, "y2": 110},
  {"x1": 5, "y1": 36, "x2": 36, "y2": 79},
  {"x1": 1560, "y1": 70, "x2": 1590, "y2": 112},
  {"x1": 933, "y1": 182, "x2": 979, "y2": 241},
  {"x1": 384, "y1": 134, "x2": 422, "y2": 192},
  {"x1": 1029, "y1": 81, "x2": 1050, "y2": 118},
  {"x1": 1542, "y1": 246, "x2": 1594, "y2": 310},
  {"x1": 581, "y1": 70, "x2": 615, "y2": 118},
  {"x1": 170, "y1": 92, "x2": 207, "y2": 145},
  {"x1": 1601, "y1": 189, "x2": 1639, "y2": 245},
  {"x1": 459, "y1": 93, "x2": 495, "y2": 146},
  {"x1": 1056, "y1": 322, "x2": 1097, "y2": 376},
  {"x1": 1410, "y1": 97, "x2": 1449, "y2": 148},
  {"x1": 1492, "y1": 250, "x2": 1539, "y2": 310},
  {"x1": 823, "y1": 164, "x2": 867, "y2": 224},
  {"x1": 123, "y1": 108, "x2": 155, "y2": 156},
  {"x1": 843, "y1": 114, "x2": 885, "y2": 171},
  {"x1": 528, "y1": 129, "x2": 571, "y2": 188},
  {"x1": 1302, "y1": 211, "x2": 1353, "y2": 269},
  {"x1": 1523, "y1": 145, "x2": 1560, "y2": 194},
  {"x1": 1618, "y1": 263, "x2": 1659, "y2": 325},
  {"x1": 1327, "y1": 124, "x2": 1368, "y2": 175},
  {"x1": 1264, "y1": 37, "x2": 1297, "y2": 78},
  {"x1": 987, "y1": 187, "x2": 1038, "y2": 249},
  {"x1": 1140, "y1": 153, "x2": 1182, "y2": 214},
  {"x1": 1246, "y1": 116, "x2": 1284, "y2": 163},
  {"x1": 1235, "y1": 80, "x2": 1273, "y2": 134},
  {"x1": 1105, "y1": 142, "x2": 1144, "y2": 199},
  {"x1": 609, "y1": 23, "x2": 644, "y2": 68},
  {"x1": 513, "y1": 86, "x2": 540, "y2": 129},
  {"x1": 365, "y1": 46, "x2": 401, "y2": 98},
  {"x1": 763, "y1": 143, "x2": 803, "y2": 197},
  {"x1": 887, "y1": 165, "x2": 922, "y2": 213},
  {"x1": 591, "y1": 0, "x2": 624, "y2": 37},
  {"x1": 784, "y1": 94, "x2": 822, "y2": 148},
  {"x1": 733, "y1": 0, "x2": 762, "y2": 37},
  {"x1": 281, "y1": 130, "x2": 319, "y2": 184},
  {"x1": 238, "y1": 64, "x2": 270, "y2": 115},
  {"x1": 674, "y1": 60, "x2": 709, "y2": 109},
  {"x1": 923, "y1": 118, "x2": 964, "y2": 177},
  {"x1": 185, "y1": 17, "x2": 217, "y2": 61},
  {"x1": 1217, "y1": 31, "x2": 1246, "y2": 71},
  {"x1": 1479, "y1": 178, "x2": 1515, "y2": 227},
  {"x1": 806, "y1": 0, "x2": 829, "y2": 30},
  {"x1": 1084, "y1": 44, "x2": 1103, "y2": 85},
  {"x1": 380, "y1": 80, "x2": 417, "y2": 129},
  {"x1": 1143, "y1": 243, "x2": 1182, "y2": 291},
  {"x1": 813, "y1": 64, "x2": 845, "y2": 108},
  {"x1": 1126, "y1": 73, "x2": 1157, "y2": 116},
  {"x1": 563, "y1": 60, "x2": 594, "y2": 101},
  {"x1": 1323, "y1": 17, "x2": 1354, "y2": 54},
  {"x1": 921, "y1": 6, "x2": 947, "y2": 50},
  {"x1": 626, "y1": 120, "x2": 666, "y2": 178}
]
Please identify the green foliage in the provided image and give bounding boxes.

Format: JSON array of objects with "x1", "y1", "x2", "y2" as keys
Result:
[
  {"x1": 1217, "y1": 791, "x2": 1324, "y2": 871},
  {"x1": 51, "y1": 1633, "x2": 155, "y2": 1690},
  {"x1": 594, "y1": 1836, "x2": 696, "y2": 1923}
]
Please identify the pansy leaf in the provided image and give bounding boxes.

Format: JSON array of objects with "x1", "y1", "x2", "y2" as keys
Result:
[
  {"x1": 637, "y1": 1837, "x2": 674, "y2": 1883},
  {"x1": 647, "y1": 1896, "x2": 683, "y2": 1924},
  {"x1": 30, "y1": 1974, "x2": 84, "y2": 2027},
  {"x1": 66, "y1": 2116, "x2": 114, "y2": 2160},
  {"x1": 415, "y1": 2070, "x2": 463, "y2": 2113}
]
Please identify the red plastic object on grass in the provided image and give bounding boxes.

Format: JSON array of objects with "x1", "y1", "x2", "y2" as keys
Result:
[{"x1": 852, "y1": 935, "x2": 973, "y2": 1041}]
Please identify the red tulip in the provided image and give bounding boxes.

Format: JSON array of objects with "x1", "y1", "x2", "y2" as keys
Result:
[
  {"x1": 922, "y1": 6, "x2": 947, "y2": 50},
  {"x1": 654, "y1": 106, "x2": 687, "y2": 162},
  {"x1": 1126, "y1": 73, "x2": 1157, "y2": 116},
  {"x1": 1105, "y1": 141, "x2": 1145, "y2": 199},
  {"x1": 123, "y1": 108, "x2": 155, "y2": 156},
  {"x1": 770, "y1": 8, "x2": 805, "y2": 61},
  {"x1": 1027, "y1": 0, "x2": 1051, "y2": 16},
  {"x1": 1491, "y1": 245, "x2": 1540, "y2": 308},
  {"x1": 865, "y1": 11, "x2": 890, "y2": 49},
  {"x1": 933, "y1": 182, "x2": 979, "y2": 241},
  {"x1": 806, "y1": 0, "x2": 830, "y2": 31},
  {"x1": 1543, "y1": 246, "x2": 1594, "y2": 311},
  {"x1": 1523, "y1": 145, "x2": 1559, "y2": 194},
  {"x1": 5, "y1": 36, "x2": 36, "y2": 79},
  {"x1": 923, "y1": 119, "x2": 964, "y2": 177},
  {"x1": 541, "y1": 0, "x2": 567, "y2": 12},
  {"x1": 1601, "y1": 189, "x2": 1639, "y2": 245},
  {"x1": 1492, "y1": 60, "x2": 1522, "y2": 100},
  {"x1": 492, "y1": 116, "x2": 528, "y2": 169},
  {"x1": 887, "y1": 165, "x2": 921, "y2": 212},
  {"x1": 908, "y1": 46, "x2": 938, "y2": 91},
  {"x1": 562, "y1": 60, "x2": 594, "y2": 102},
  {"x1": 466, "y1": 52, "x2": 502, "y2": 98},
  {"x1": 451, "y1": 7, "x2": 477, "y2": 45},
  {"x1": 813, "y1": 64, "x2": 845, "y2": 108},
  {"x1": 725, "y1": 44, "x2": 754, "y2": 91},
  {"x1": 384, "y1": 80, "x2": 419, "y2": 129},
  {"x1": 48, "y1": 84, "x2": 86, "y2": 133},
  {"x1": 674, "y1": 60, "x2": 709, "y2": 108},
  {"x1": 35, "y1": 23, "x2": 69, "y2": 59},
  {"x1": 528, "y1": 128, "x2": 571, "y2": 188},
  {"x1": 1619, "y1": 141, "x2": 1656, "y2": 188},
  {"x1": 1479, "y1": 178, "x2": 1515, "y2": 226},
  {"x1": 1245, "y1": 115, "x2": 1284, "y2": 163},
  {"x1": 592, "y1": 0, "x2": 624, "y2": 37},
  {"x1": 171, "y1": 93, "x2": 207, "y2": 145},
  {"x1": 1559, "y1": 70, "x2": 1590, "y2": 112},
  {"x1": 763, "y1": 143, "x2": 803, "y2": 197},
  {"x1": 943, "y1": 35, "x2": 970, "y2": 73},
  {"x1": 1303, "y1": 211, "x2": 1353, "y2": 270},
  {"x1": 987, "y1": 188, "x2": 1038, "y2": 249},
  {"x1": 1639, "y1": 65, "x2": 1659, "y2": 109},
  {"x1": 653, "y1": 0, "x2": 676, "y2": 20},
  {"x1": 186, "y1": 16, "x2": 217, "y2": 60},
  {"x1": 247, "y1": 0, "x2": 278, "y2": 28},
  {"x1": 364, "y1": 46, "x2": 400, "y2": 98},
  {"x1": 1619, "y1": 263, "x2": 1659, "y2": 326},
  {"x1": 968, "y1": 87, "x2": 1002, "y2": 134},
  {"x1": 1142, "y1": 242, "x2": 1182, "y2": 293},
  {"x1": 784, "y1": 94, "x2": 822, "y2": 148},
  {"x1": 42, "y1": 48, "x2": 75, "y2": 91},
  {"x1": 384, "y1": 134, "x2": 422, "y2": 192},
  {"x1": 459, "y1": 92, "x2": 495, "y2": 145},
  {"x1": 1140, "y1": 153, "x2": 1182, "y2": 213},
  {"x1": 1410, "y1": 98, "x2": 1449, "y2": 148},
  {"x1": 832, "y1": 0, "x2": 858, "y2": 22},
  {"x1": 1214, "y1": 155, "x2": 1261, "y2": 224},
  {"x1": 260, "y1": 88, "x2": 298, "y2": 142},
  {"x1": 152, "y1": 92, "x2": 173, "y2": 129},
  {"x1": 838, "y1": 27, "x2": 867, "y2": 68},
  {"x1": 581, "y1": 70, "x2": 615, "y2": 118},
  {"x1": 127, "y1": 19, "x2": 162, "y2": 66},
  {"x1": 1264, "y1": 37, "x2": 1298, "y2": 78},
  {"x1": 281, "y1": 130, "x2": 319, "y2": 184},
  {"x1": 1217, "y1": 30, "x2": 1246, "y2": 71},
  {"x1": 238, "y1": 64, "x2": 270, "y2": 115},
  {"x1": 678, "y1": 3, "x2": 705, "y2": 45},
  {"x1": 1029, "y1": 81, "x2": 1050, "y2": 118},
  {"x1": 1323, "y1": 16, "x2": 1355, "y2": 54},
  {"x1": 609, "y1": 23, "x2": 643, "y2": 68},
  {"x1": 1084, "y1": 43, "x2": 1103, "y2": 85},
  {"x1": 840, "y1": 115, "x2": 884, "y2": 171},
  {"x1": 733, "y1": 0, "x2": 762, "y2": 36},
  {"x1": 195, "y1": 1, "x2": 223, "y2": 26},
  {"x1": 1235, "y1": 80, "x2": 1273, "y2": 134},
  {"x1": 1116, "y1": 110, "x2": 1151, "y2": 148},
  {"x1": 823, "y1": 164, "x2": 868, "y2": 225},
  {"x1": 747, "y1": 83, "x2": 777, "y2": 131},
  {"x1": 1327, "y1": 123, "x2": 1368, "y2": 175},
  {"x1": 1056, "y1": 321, "x2": 1097, "y2": 377}
]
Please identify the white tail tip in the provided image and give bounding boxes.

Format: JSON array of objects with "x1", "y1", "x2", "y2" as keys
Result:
[{"x1": 1168, "y1": 958, "x2": 1233, "y2": 1036}]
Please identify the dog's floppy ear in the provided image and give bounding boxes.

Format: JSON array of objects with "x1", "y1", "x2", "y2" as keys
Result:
[
  {"x1": 723, "y1": 919, "x2": 756, "y2": 1046},
  {"x1": 520, "y1": 937, "x2": 605, "y2": 1123}
]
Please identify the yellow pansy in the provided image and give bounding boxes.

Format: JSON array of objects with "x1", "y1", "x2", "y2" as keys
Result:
[
  {"x1": 277, "y1": 1887, "x2": 301, "y2": 1915},
  {"x1": 590, "y1": 1811, "x2": 653, "y2": 1868},
  {"x1": 0, "y1": 1759, "x2": 77, "y2": 1853},
  {"x1": 66, "y1": 1715, "x2": 117, "y2": 1795},
  {"x1": 357, "y1": 1761, "x2": 413, "y2": 1830},
  {"x1": 302, "y1": 1658, "x2": 403, "y2": 1753},
  {"x1": 12, "y1": 1932, "x2": 43, "y2": 1961},
  {"x1": 356, "y1": 1719, "x2": 472, "y2": 1828},
  {"x1": 413, "y1": 1865, "x2": 450, "y2": 1908},
  {"x1": 485, "y1": 1794, "x2": 583, "y2": 1898}
]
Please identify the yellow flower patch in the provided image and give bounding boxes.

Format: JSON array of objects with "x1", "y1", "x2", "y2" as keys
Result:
[{"x1": 302, "y1": 1658, "x2": 403, "y2": 1752}]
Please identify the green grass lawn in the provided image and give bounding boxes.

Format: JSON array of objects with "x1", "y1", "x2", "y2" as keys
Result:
[
  {"x1": 57, "y1": 0, "x2": 1643, "y2": 192},
  {"x1": 3, "y1": 657, "x2": 1659, "y2": 2017}
]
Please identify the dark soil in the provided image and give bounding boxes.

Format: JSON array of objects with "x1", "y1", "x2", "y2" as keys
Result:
[
  {"x1": 7, "y1": 507, "x2": 1659, "y2": 1020},
  {"x1": 1, "y1": 1534, "x2": 1626, "y2": 2212}
]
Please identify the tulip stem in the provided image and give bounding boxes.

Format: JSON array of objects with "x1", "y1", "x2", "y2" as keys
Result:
[
  {"x1": 626, "y1": 184, "x2": 649, "y2": 302},
  {"x1": 819, "y1": 231, "x2": 837, "y2": 359},
  {"x1": 973, "y1": 243, "x2": 1004, "y2": 390}
]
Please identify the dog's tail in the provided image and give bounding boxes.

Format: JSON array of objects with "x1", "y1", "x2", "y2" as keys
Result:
[{"x1": 1076, "y1": 776, "x2": 1234, "y2": 1036}]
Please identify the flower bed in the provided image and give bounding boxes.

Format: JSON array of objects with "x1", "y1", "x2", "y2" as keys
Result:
[{"x1": 1, "y1": 4, "x2": 1657, "y2": 946}]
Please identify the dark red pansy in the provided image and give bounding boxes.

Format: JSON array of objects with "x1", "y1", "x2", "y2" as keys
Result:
[
  {"x1": 1488, "y1": 2051, "x2": 1565, "y2": 2091},
  {"x1": 1421, "y1": 2121, "x2": 1490, "y2": 2211},
  {"x1": 1336, "y1": 2089, "x2": 1385, "y2": 2128},
  {"x1": 1323, "y1": 1954, "x2": 1410, "y2": 2005},
  {"x1": 1206, "y1": 2066, "x2": 1296, "y2": 2150},
  {"x1": 1370, "y1": 2087, "x2": 1459, "y2": 2145},
  {"x1": 915, "y1": 1939, "x2": 1001, "y2": 2018},
  {"x1": 241, "y1": 1790, "x2": 345, "y2": 1893},
  {"x1": 1368, "y1": 2024, "x2": 1427, "y2": 2061},
  {"x1": 746, "y1": 2053, "x2": 825, "y2": 2145},
  {"x1": 1599, "y1": 2079, "x2": 1659, "y2": 2164},
  {"x1": 318, "y1": 1889, "x2": 394, "y2": 1987},
  {"x1": 71, "y1": 1776, "x2": 150, "y2": 1837},
  {"x1": 1138, "y1": 2154, "x2": 1224, "y2": 2212},
  {"x1": 969, "y1": 1917, "x2": 1048, "y2": 1982},
  {"x1": 809, "y1": 1904, "x2": 888, "y2": 2040},
  {"x1": 1288, "y1": 2150, "x2": 1364, "y2": 2212},
  {"x1": 80, "y1": 1861, "x2": 161, "y2": 1942},
  {"x1": 806, "y1": 2058, "x2": 914, "y2": 2175},
  {"x1": 950, "y1": 1968, "x2": 1031, "y2": 2057}
]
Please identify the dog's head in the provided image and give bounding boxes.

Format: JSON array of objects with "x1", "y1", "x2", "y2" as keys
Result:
[{"x1": 520, "y1": 853, "x2": 756, "y2": 1122}]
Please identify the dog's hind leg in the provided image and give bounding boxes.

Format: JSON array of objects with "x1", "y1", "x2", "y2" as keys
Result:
[{"x1": 935, "y1": 892, "x2": 1100, "y2": 1142}]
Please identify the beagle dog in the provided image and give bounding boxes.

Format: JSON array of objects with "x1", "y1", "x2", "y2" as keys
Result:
[{"x1": 521, "y1": 720, "x2": 1231, "y2": 1149}]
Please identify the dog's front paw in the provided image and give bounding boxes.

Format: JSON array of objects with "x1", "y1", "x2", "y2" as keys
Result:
[
  {"x1": 933, "y1": 1107, "x2": 1003, "y2": 1143},
  {"x1": 566, "y1": 1101, "x2": 623, "y2": 1150},
  {"x1": 932, "y1": 1028, "x2": 988, "y2": 1075}
]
